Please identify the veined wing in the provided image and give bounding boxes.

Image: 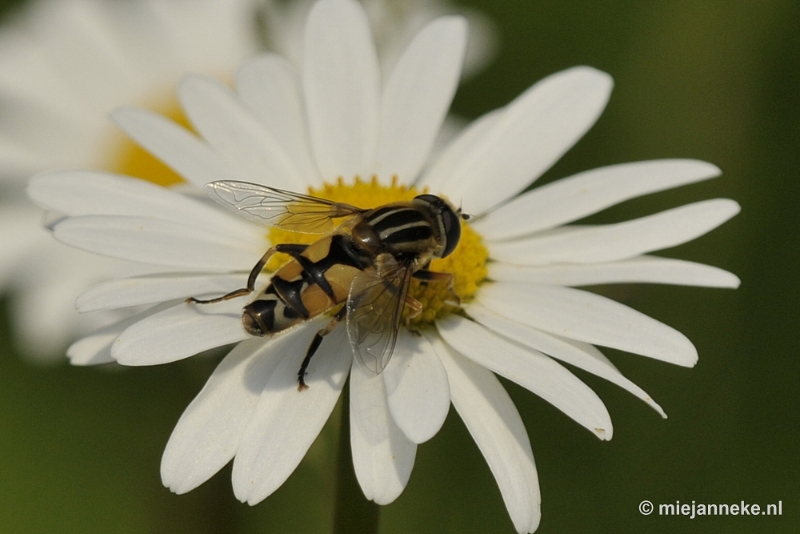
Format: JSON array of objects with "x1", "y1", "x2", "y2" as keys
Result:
[
  {"x1": 346, "y1": 255, "x2": 413, "y2": 375},
  {"x1": 205, "y1": 180, "x2": 364, "y2": 233}
]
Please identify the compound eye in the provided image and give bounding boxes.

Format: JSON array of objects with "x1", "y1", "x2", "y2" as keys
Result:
[
  {"x1": 414, "y1": 194, "x2": 462, "y2": 258},
  {"x1": 440, "y1": 204, "x2": 461, "y2": 258}
]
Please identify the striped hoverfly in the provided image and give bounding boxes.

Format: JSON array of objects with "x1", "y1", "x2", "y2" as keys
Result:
[{"x1": 188, "y1": 181, "x2": 468, "y2": 390}]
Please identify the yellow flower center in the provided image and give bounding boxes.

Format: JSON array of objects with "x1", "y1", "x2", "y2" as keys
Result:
[
  {"x1": 267, "y1": 176, "x2": 488, "y2": 326},
  {"x1": 109, "y1": 95, "x2": 188, "y2": 186}
]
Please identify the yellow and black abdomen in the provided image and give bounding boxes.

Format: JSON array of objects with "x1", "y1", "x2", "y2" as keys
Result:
[{"x1": 242, "y1": 234, "x2": 368, "y2": 336}]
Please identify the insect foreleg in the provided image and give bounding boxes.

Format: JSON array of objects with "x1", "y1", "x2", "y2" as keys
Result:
[
  {"x1": 297, "y1": 305, "x2": 347, "y2": 391},
  {"x1": 413, "y1": 269, "x2": 460, "y2": 306},
  {"x1": 186, "y1": 244, "x2": 308, "y2": 304}
]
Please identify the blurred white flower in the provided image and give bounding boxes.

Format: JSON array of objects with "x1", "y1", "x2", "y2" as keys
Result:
[
  {"x1": 0, "y1": 0, "x2": 262, "y2": 359},
  {"x1": 28, "y1": 0, "x2": 738, "y2": 531},
  {"x1": 262, "y1": 0, "x2": 497, "y2": 80}
]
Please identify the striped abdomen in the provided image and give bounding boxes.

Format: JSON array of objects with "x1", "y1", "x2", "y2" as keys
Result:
[{"x1": 242, "y1": 234, "x2": 368, "y2": 336}]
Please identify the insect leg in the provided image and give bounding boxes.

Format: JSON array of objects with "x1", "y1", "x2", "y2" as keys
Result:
[
  {"x1": 298, "y1": 305, "x2": 347, "y2": 391},
  {"x1": 415, "y1": 261, "x2": 432, "y2": 289},
  {"x1": 187, "y1": 244, "x2": 308, "y2": 304},
  {"x1": 412, "y1": 269, "x2": 460, "y2": 306},
  {"x1": 403, "y1": 295, "x2": 423, "y2": 334}
]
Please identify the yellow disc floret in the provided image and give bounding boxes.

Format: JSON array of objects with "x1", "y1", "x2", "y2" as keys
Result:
[{"x1": 267, "y1": 176, "x2": 488, "y2": 327}]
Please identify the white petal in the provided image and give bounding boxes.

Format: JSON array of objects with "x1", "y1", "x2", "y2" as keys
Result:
[
  {"x1": 258, "y1": 0, "x2": 308, "y2": 66},
  {"x1": 489, "y1": 256, "x2": 741, "y2": 288},
  {"x1": 22, "y1": 0, "x2": 139, "y2": 113},
  {"x1": 374, "y1": 16, "x2": 466, "y2": 183},
  {"x1": 145, "y1": 0, "x2": 258, "y2": 72},
  {"x1": 236, "y1": 54, "x2": 321, "y2": 186},
  {"x1": 478, "y1": 283, "x2": 698, "y2": 367},
  {"x1": 458, "y1": 6, "x2": 499, "y2": 80},
  {"x1": 489, "y1": 199, "x2": 741, "y2": 265},
  {"x1": 76, "y1": 273, "x2": 246, "y2": 312},
  {"x1": 53, "y1": 215, "x2": 260, "y2": 271},
  {"x1": 468, "y1": 304, "x2": 666, "y2": 417},
  {"x1": 110, "y1": 106, "x2": 244, "y2": 188},
  {"x1": 232, "y1": 323, "x2": 351, "y2": 505},
  {"x1": 162, "y1": 338, "x2": 282, "y2": 494},
  {"x1": 86, "y1": 0, "x2": 177, "y2": 89},
  {"x1": 6, "y1": 230, "x2": 143, "y2": 358},
  {"x1": 28, "y1": 172, "x2": 259, "y2": 235},
  {"x1": 66, "y1": 305, "x2": 169, "y2": 366},
  {"x1": 473, "y1": 159, "x2": 722, "y2": 239},
  {"x1": 428, "y1": 333, "x2": 540, "y2": 534},
  {"x1": 423, "y1": 67, "x2": 613, "y2": 214},
  {"x1": 66, "y1": 328, "x2": 119, "y2": 366},
  {"x1": 350, "y1": 363, "x2": 416, "y2": 504},
  {"x1": 437, "y1": 315, "x2": 612, "y2": 439},
  {"x1": 178, "y1": 74, "x2": 305, "y2": 190},
  {"x1": 427, "y1": 114, "x2": 468, "y2": 166},
  {"x1": 416, "y1": 108, "x2": 502, "y2": 193},
  {"x1": 112, "y1": 299, "x2": 249, "y2": 365},
  {"x1": 381, "y1": 331, "x2": 450, "y2": 444},
  {"x1": 303, "y1": 0, "x2": 380, "y2": 181}
]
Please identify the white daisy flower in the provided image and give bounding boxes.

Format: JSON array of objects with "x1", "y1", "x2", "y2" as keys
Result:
[
  {"x1": 0, "y1": 0, "x2": 263, "y2": 359},
  {"x1": 28, "y1": 0, "x2": 739, "y2": 531}
]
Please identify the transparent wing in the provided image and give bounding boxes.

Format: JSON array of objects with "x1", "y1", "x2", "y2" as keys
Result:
[
  {"x1": 204, "y1": 180, "x2": 364, "y2": 233},
  {"x1": 346, "y1": 256, "x2": 413, "y2": 375}
]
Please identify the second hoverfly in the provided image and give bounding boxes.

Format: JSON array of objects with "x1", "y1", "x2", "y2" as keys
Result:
[{"x1": 187, "y1": 181, "x2": 468, "y2": 389}]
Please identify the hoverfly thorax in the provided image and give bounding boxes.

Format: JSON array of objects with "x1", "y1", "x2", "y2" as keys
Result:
[{"x1": 349, "y1": 194, "x2": 463, "y2": 272}]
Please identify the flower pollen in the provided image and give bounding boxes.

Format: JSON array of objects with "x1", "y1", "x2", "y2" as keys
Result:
[{"x1": 266, "y1": 176, "x2": 488, "y2": 326}]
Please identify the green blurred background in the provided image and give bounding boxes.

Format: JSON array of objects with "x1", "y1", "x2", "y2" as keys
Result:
[{"x1": 0, "y1": 0, "x2": 797, "y2": 532}]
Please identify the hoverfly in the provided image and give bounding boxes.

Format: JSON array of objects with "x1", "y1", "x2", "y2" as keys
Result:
[{"x1": 187, "y1": 181, "x2": 468, "y2": 390}]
